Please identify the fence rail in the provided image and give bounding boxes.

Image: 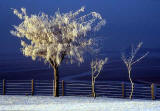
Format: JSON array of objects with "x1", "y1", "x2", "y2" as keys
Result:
[{"x1": 0, "y1": 79, "x2": 159, "y2": 100}]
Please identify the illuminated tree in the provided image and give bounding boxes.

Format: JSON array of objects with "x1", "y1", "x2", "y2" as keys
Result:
[
  {"x1": 91, "y1": 57, "x2": 108, "y2": 98},
  {"x1": 121, "y1": 42, "x2": 149, "y2": 99},
  {"x1": 11, "y1": 7, "x2": 106, "y2": 97}
]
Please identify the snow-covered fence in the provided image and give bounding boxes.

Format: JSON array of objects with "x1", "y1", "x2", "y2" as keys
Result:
[
  {"x1": 2, "y1": 80, "x2": 5, "y2": 95},
  {"x1": 4, "y1": 80, "x2": 31, "y2": 95},
  {"x1": 125, "y1": 82, "x2": 152, "y2": 99},
  {"x1": 0, "y1": 80, "x2": 2, "y2": 95},
  {"x1": 31, "y1": 79, "x2": 34, "y2": 95},
  {"x1": 0, "y1": 79, "x2": 159, "y2": 100},
  {"x1": 64, "y1": 81, "x2": 91, "y2": 96},
  {"x1": 34, "y1": 80, "x2": 58, "y2": 96},
  {"x1": 151, "y1": 83, "x2": 156, "y2": 100},
  {"x1": 93, "y1": 81, "x2": 122, "y2": 98},
  {"x1": 122, "y1": 82, "x2": 125, "y2": 98},
  {"x1": 62, "y1": 80, "x2": 64, "y2": 96}
]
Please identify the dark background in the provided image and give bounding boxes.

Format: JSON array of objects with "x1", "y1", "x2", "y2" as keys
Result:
[{"x1": 0, "y1": 0, "x2": 160, "y2": 83}]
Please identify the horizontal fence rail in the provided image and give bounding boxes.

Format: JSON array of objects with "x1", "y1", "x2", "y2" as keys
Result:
[{"x1": 0, "y1": 80, "x2": 160, "y2": 100}]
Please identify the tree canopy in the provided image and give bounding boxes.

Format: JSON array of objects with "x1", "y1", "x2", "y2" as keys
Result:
[{"x1": 11, "y1": 7, "x2": 106, "y2": 66}]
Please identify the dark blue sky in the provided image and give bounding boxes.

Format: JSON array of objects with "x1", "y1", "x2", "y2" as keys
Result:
[
  {"x1": 0, "y1": 0, "x2": 160, "y2": 82},
  {"x1": 0, "y1": 0, "x2": 160, "y2": 54}
]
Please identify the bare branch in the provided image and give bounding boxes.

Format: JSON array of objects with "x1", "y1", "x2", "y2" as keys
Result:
[
  {"x1": 131, "y1": 52, "x2": 149, "y2": 65},
  {"x1": 121, "y1": 42, "x2": 148, "y2": 99},
  {"x1": 91, "y1": 57, "x2": 108, "y2": 79},
  {"x1": 121, "y1": 42, "x2": 145, "y2": 71},
  {"x1": 130, "y1": 42, "x2": 143, "y2": 63},
  {"x1": 94, "y1": 71, "x2": 101, "y2": 79}
]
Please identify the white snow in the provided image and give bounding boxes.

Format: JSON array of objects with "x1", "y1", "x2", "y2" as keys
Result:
[{"x1": 0, "y1": 95, "x2": 160, "y2": 111}]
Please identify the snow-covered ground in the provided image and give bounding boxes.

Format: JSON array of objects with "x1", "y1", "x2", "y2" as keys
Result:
[{"x1": 0, "y1": 95, "x2": 160, "y2": 111}]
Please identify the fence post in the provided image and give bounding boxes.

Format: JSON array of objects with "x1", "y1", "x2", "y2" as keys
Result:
[
  {"x1": 3, "y1": 79, "x2": 5, "y2": 95},
  {"x1": 53, "y1": 80, "x2": 54, "y2": 96},
  {"x1": 31, "y1": 79, "x2": 34, "y2": 96},
  {"x1": 62, "y1": 80, "x2": 64, "y2": 96},
  {"x1": 151, "y1": 83, "x2": 156, "y2": 100},
  {"x1": 122, "y1": 82, "x2": 125, "y2": 98}
]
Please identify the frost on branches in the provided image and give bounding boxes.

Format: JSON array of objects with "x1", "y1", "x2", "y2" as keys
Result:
[
  {"x1": 121, "y1": 42, "x2": 149, "y2": 99},
  {"x1": 91, "y1": 58, "x2": 108, "y2": 98},
  {"x1": 11, "y1": 7, "x2": 106, "y2": 66},
  {"x1": 11, "y1": 7, "x2": 106, "y2": 97}
]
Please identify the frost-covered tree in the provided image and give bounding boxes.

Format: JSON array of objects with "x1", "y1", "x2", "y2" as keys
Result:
[
  {"x1": 10, "y1": 7, "x2": 106, "y2": 97},
  {"x1": 91, "y1": 57, "x2": 108, "y2": 98},
  {"x1": 121, "y1": 42, "x2": 149, "y2": 99}
]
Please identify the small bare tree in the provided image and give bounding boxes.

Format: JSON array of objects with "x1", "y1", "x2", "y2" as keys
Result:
[
  {"x1": 121, "y1": 42, "x2": 149, "y2": 99},
  {"x1": 91, "y1": 57, "x2": 108, "y2": 98}
]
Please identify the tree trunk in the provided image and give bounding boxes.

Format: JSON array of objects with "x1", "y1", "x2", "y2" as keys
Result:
[
  {"x1": 53, "y1": 66, "x2": 59, "y2": 97},
  {"x1": 129, "y1": 72, "x2": 134, "y2": 99},
  {"x1": 92, "y1": 77, "x2": 96, "y2": 98}
]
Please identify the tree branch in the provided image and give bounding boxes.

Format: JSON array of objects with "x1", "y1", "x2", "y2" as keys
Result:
[
  {"x1": 94, "y1": 71, "x2": 101, "y2": 79},
  {"x1": 131, "y1": 52, "x2": 149, "y2": 65},
  {"x1": 49, "y1": 58, "x2": 56, "y2": 67}
]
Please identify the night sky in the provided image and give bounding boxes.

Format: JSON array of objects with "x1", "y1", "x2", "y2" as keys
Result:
[{"x1": 0, "y1": 0, "x2": 160, "y2": 82}]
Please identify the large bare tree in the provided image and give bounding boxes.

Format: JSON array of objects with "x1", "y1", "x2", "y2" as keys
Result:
[
  {"x1": 91, "y1": 57, "x2": 108, "y2": 98},
  {"x1": 121, "y1": 42, "x2": 149, "y2": 99},
  {"x1": 10, "y1": 7, "x2": 106, "y2": 97}
]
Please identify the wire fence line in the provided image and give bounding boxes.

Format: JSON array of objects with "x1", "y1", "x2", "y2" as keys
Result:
[{"x1": 0, "y1": 79, "x2": 159, "y2": 100}]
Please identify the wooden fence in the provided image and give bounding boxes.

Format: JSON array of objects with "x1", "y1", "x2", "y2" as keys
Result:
[{"x1": 0, "y1": 79, "x2": 159, "y2": 100}]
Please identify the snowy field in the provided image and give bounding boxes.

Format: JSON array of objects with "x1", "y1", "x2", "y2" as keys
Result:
[{"x1": 0, "y1": 95, "x2": 160, "y2": 111}]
